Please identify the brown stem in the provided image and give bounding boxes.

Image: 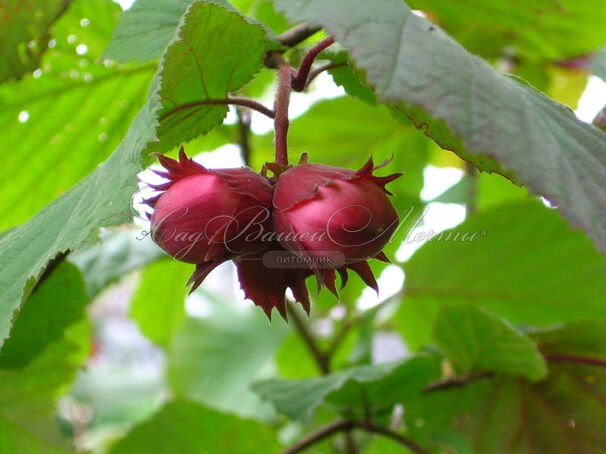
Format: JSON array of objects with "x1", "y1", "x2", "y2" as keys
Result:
[
  {"x1": 282, "y1": 420, "x2": 350, "y2": 454},
  {"x1": 236, "y1": 108, "x2": 251, "y2": 165},
  {"x1": 281, "y1": 420, "x2": 429, "y2": 454},
  {"x1": 287, "y1": 302, "x2": 330, "y2": 375},
  {"x1": 158, "y1": 96, "x2": 275, "y2": 122},
  {"x1": 274, "y1": 65, "x2": 294, "y2": 166},
  {"x1": 545, "y1": 353, "x2": 606, "y2": 368},
  {"x1": 343, "y1": 431, "x2": 358, "y2": 454},
  {"x1": 277, "y1": 22, "x2": 322, "y2": 47},
  {"x1": 292, "y1": 36, "x2": 336, "y2": 92},
  {"x1": 265, "y1": 23, "x2": 322, "y2": 68},
  {"x1": 305, "y1": 62, "x2": 347, "y2": 89},
  {"x1": 423, "y1": 371, "x2": 493, "y2": 393}
]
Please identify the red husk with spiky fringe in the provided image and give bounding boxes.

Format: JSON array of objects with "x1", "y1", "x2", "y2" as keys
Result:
[
  {"x1": 271, "y1": 156, "x2": 402, "y2": 297},
  {"x1": 142, "y1": 146, "x2": 273, "y2": 296}
]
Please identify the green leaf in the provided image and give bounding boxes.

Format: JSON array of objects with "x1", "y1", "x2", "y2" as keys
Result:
[
  {"x1": 0, "y1": 0, "x2": 155, "y2": 231},
  {"x1": 274, "y1": 0, "x2": 606, "y2": 254},
  {"x1": 252, "y1": 356, "x2": 440, "y2": 421},
  {"x1": 130, "y1": 259, "x2": 192, "y2": 347},
  {"x1": 0, "y1": 0, "x2": 70, "y2": 82},
  {"x1": 0, "y1": 320, "x2": 90, "y2": 453},
  {"x1": 0, "y1": 0, "x2": 266, "y2": 346},
  {"x1": 68, "y1": 229, "x2": 165, "y2": 297},
  {"x1": 433, "y1": 305, "x2": 548, "y2": 381},
  {"x1": 104, "y1": 0, "x2": 194, "y2": 62},
  {"x1": 396, "y1": 201, "x2": 606, "y2": 350},
  {"x1": 406, "y1": 320, "x2": 606, "y2": 453},
  {"x1": 109, "y1": 400, "x2": 280, "y2": 454},
  {"x1": 432, "y1": 173, "x2": 530, "y2": 209},
  {"x1": 0, "y1": 262, "x2": 89, "y2": 369},
  {"x1": 105, "y1": 0, "x2": 280, "y2": 63},
  {"x1": 407, "y1": 0, "x2": 606, "y2": 61},
  {"x1": 152, "y1": 1, "x2": 269, "y2": 153},
  {"x1": 168, "y1": 310, "x2": 288, "y2": 419}
]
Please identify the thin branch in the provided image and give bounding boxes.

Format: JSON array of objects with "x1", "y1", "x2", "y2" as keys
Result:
[
  {"x1": 282, "y1": 420, "x2": 350, "y2": 454},
  {"x1": 235, "y1": 108, "x2": 251, "y2": 165},
  {"x1": 423, "y1": 371, "x2": 493, "y2": 393},
  {"x1": 287, "y1": 302, "x2": 330, "y2": 374},
  {"x1": 360, "y1": 422, "x2": 429, "y2": 454},
  {"x1": 265, "y1": 23, "x2": 322, "y2": 68},
  {"x1": 343, "y1": 431, "x2": 358, "y2": 454},
  {"x1": 158, "y1": 96, "x2": 275, "y2": 122},
  {"x1": 292, "y1": 36, "x2": 336, "y2": 92},
  {"x1": 277, "y1": 22, "x2": 322, "y2": 47},
  {"x1": 305, "y1": 62, "x2": 347, "y2": 89},
  {"x1": 545, "y1": 353, "x2": 606, "y2": 368},
  {"x1": 274, "y1": 65, "x2": 294, "y2": 166},
  {"x1": 281, "y1": 420, "x2": 429, "y2": 454}
]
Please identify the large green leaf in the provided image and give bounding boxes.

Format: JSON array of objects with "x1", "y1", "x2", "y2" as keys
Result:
[
  {"x1": 274, "y1": 0, "x2": 606, "y2": 254},
  {"x1": 407, "y1": 0, "x2": 606, "y2": 61},
  {"x1": 130, "y1": 259, "x2": 192, "y2": 347},
  {"x1": 252, "y1": 355, "x2": 440, "y2": 421},
  {"x1": 396, "y1": 201, "x2": 606, "y2": 350},
  {"x1": 168, "y1": 309, "x2": 288, "y2": 419},
  {"x1": 104, "y1": 0, "x2": 194, "y2": 62},
  {"x1": 0, "y1": 262, "x2": 89, "y2": 369},
  {"x1": 433, "y1": 305, "x2": 548, "y2": 381},
  {"x1": 0, "y1": 0, "x2": 155, "y2": 231},
  {"x1": 151, "y1": 2, "x2": 269, "y2": 153},
  {"x1": 0, "y1": 0, "x2": 70, "y2": 82},
  {"x1": 109, "y1": 400, "x2": 280, "y2": 454},
  {"x1": 0, "y1": 1, "x2": 267, "y2": 346},
  {"x1": 405, "y1": 320, "x2": 606, "y2": 453},
  {"x1": 0, "y1": 318, "x2": 90, "y2": 453}
]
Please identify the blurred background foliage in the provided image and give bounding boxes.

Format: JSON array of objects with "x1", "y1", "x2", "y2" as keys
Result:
[{"x1": 1, "y1": 0, "x2": 606, "y2": 453}]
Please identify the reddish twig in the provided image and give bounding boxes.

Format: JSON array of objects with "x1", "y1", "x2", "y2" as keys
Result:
[
  {"x1": 305, "y1": 62, "x2": 347, "y2": 89},
  {"x1": 423, "y1": 371, "x2": 493, "y2": 393},
  {"x1": 281, "y1": 420, "x2": 429, "y2": 454},
  {"x1": 274, "y1": 65, "x2": 294, "y2": 166},
  {"x1": 158, "y1": 96, "x2": 275, "y2": 122},
  {"x1": 545, "y1": 353, "x2": 606, "y2": 368},
  {"x1": 291, "y1": 36, "x2": 336, "y2": 92}
]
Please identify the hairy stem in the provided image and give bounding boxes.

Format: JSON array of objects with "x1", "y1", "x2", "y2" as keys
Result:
[
  {"x1": 292, "y1": 36, "x2": 336, "y2": 92},
  {"x1": 275, "y1": 65, "x2": 294, "y2": 166},
  {"x1": 158, "y1": 96, "x2": 275, "y2": 122},
  {"x1": 281, "y1": 420, "x2": 429, "y2": 454}
]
